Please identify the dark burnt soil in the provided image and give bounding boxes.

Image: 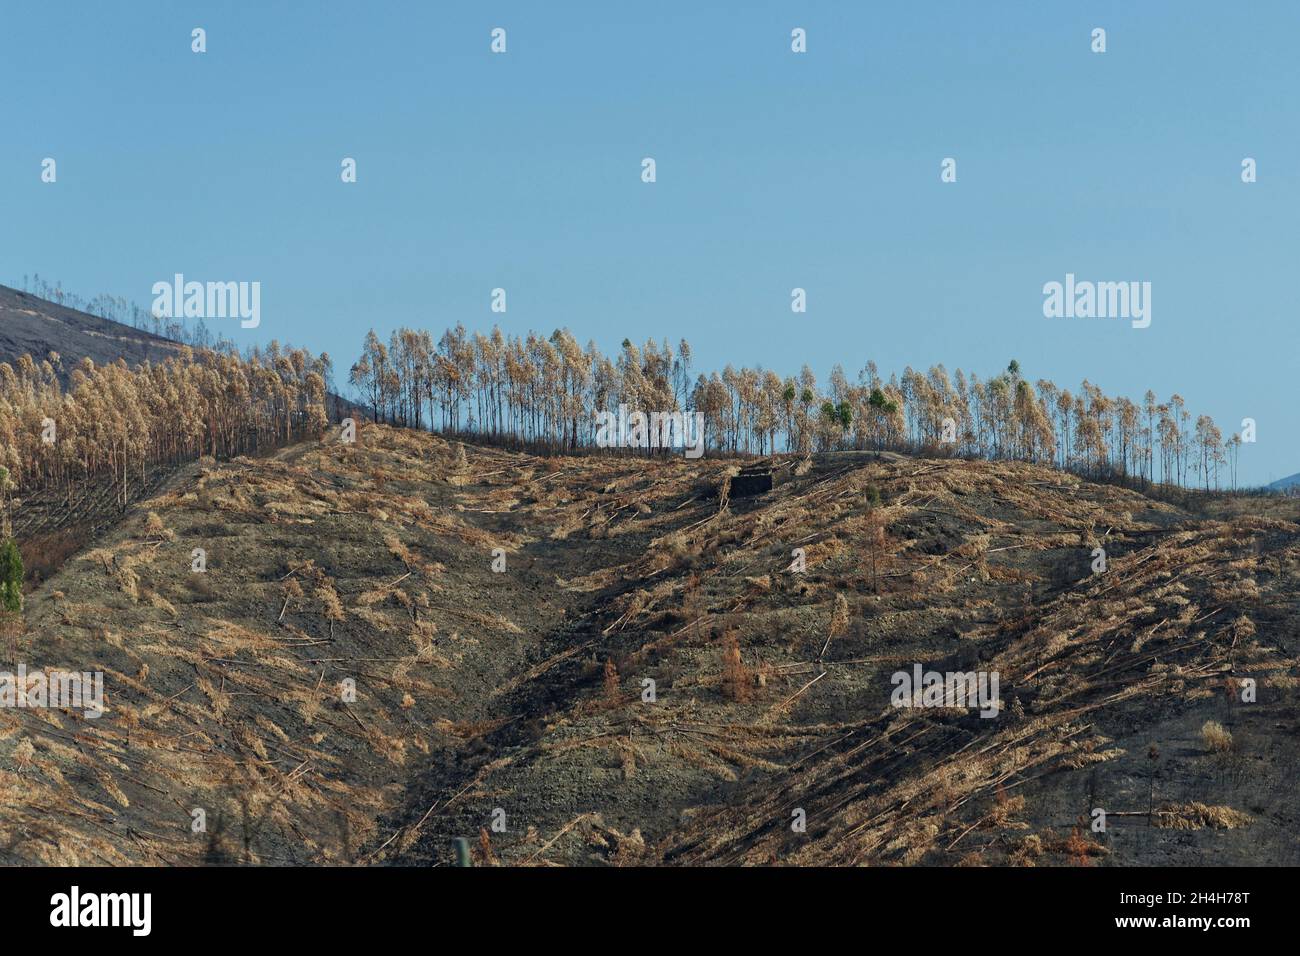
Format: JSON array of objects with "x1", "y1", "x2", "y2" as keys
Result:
[
  {"x1": 5, "y1": 427, "x2": 1297, "y2": 867},
  {"x1": 367, "y1": 445, "x2": 1300, "y2": 868}
]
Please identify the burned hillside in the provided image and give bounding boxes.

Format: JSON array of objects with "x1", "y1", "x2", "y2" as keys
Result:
[{"x1": 1, "y1": 425, "x2": 1296, "y2": 866}]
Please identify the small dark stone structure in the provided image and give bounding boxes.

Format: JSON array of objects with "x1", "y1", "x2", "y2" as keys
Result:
[{"x1": 729, "y1": 465, "x2": 774, "y2": 498}]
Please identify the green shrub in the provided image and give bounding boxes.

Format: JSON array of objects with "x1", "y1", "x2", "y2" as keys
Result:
[{"x1": 0, "y1": 537, "x2": 23, "y2": 612}]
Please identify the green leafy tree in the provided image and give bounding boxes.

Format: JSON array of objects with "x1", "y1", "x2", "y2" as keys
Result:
[
  {"x1": 819, "y1": 401, "x2": 839, "y2": 450},
  {"x1": 0, "y1": 538, "x2": 22, "y2": 613}
]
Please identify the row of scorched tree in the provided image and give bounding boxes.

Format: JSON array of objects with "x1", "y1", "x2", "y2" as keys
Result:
[
  {"x1": 0, "y1": 345, "x2": 334, "y2": 504},
  {"x1": 350, "y1": 326, "x2": 1242, "y2": 489}
]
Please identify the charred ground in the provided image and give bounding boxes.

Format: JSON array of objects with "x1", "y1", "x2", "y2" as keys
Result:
[{"x1": 2, "y1": 424, "x2": 1296, "y2": 866}]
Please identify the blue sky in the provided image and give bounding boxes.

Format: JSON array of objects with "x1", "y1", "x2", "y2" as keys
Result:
[{"x1": 2, "y1": 1, "x2": 1297, "y2": 484}]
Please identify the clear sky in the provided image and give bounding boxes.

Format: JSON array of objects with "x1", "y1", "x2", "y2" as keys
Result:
[{"x1": 2, "y1": 1, "x2": 1296, "y2": 484}]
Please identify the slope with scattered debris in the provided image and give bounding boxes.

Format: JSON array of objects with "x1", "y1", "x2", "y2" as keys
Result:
[{"x1": 3, "y1": 425, "x2": 1296, "y2": 866}]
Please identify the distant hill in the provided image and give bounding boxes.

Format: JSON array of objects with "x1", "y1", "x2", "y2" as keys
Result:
[
  {"x1": 0, "y1": 283, "x2": 183, "y2": 378},
  {"x1": 1, "y1": 281, "x2": 363, "y2": 428},
  {"x1": 1268, "y1": 472, "x2": 1300, "y2": 492}
]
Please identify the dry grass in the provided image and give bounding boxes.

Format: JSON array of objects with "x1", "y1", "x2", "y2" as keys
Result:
[
  {"x1": 1200, "y1": 720, "x2": 1234, "y2": 753},
  {"x1": 1154, "y1": 802, "x2": 1253, "y2": 830},
  {"x1": 6, "y1": 428, "x2": 1299, "y2": 867}
]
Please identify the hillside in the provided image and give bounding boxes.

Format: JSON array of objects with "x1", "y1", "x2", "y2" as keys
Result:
[
  {"x1": 2, "y1": 424, "x2": 1296, "y2": 866},
  {"x1": 0, "y1": 284, "x2": 183, "y2": 377},
  {"x1": 0, "y1": 285, "x2": 358, "y2": 594},
  {"x1": 1268, "y1": 473, "x2": 1300, "y2": 492}
]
